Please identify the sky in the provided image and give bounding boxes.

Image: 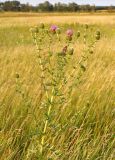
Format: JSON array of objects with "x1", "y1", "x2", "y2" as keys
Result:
[{"x1": 1, "y1": 0, "x2": 115, "y2": 6}]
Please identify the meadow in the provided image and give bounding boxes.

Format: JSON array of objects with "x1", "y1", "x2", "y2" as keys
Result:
[{"x1": 0, "y1": 13, "x2": 115, "y2": 160}]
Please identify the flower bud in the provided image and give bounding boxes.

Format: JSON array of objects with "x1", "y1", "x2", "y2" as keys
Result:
[
  {"x1": 30, "y1": 27, "x2": 34, "y2": 33},
  {"x1": 15, "y1": 73, "x2": 19, "y2": 79},
  {"x1": 39, "y1": 38, "x2": 42, "y2": 42},
  {"x1": 45, "y1": 29, "x2": 49, "y2": 34},
  {"x1": 30, "y1": 27, "x2": 38, "y2": 33},
  {"x1": 85, "y1": 24, "x2": 88, "y2": 29},
  {"x1": 34, "y1": 26, "x2": 39, "y2": 33},
  {"x1": 76, "y1": 31, "x2": 80, "y2": 38},
  {"x1": 68, "y1": 48, "x2": 74, "y2": 55},
  {"x1": 62, "y1": 46, "x2": 68, "y2": 54},
  {"x1": 56, "y1": 28, "x2": 61, "y2": 34},
  {"x1": 84, "y1": 34, "x2": 87, "y2": 38},
  {"x1": 80, "y1": 64, "x2": 86, "y2": 72},
  {"x1": 40, "y1": 23, "x2": 45, "y2": 29},
  {"x1": 58, "y1": 46, "x2": 68, "y2": 56},
  {"x1": 95, "y1": 34, "x2": 100, "y2": 40},
  {"x1": 89, "y1": 50, "x2": 93, "y2": 54},
  {"x1": 96, "y1": 30, "x2": 101, "y2": 35}
]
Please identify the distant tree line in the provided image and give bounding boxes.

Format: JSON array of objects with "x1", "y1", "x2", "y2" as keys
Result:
[{"x1": 0, "y1": 1, "x2": 115, "y2": 12}]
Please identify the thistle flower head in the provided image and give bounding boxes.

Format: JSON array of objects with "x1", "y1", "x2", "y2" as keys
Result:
[
  {"x1": 50, "y1": 25, "x2": 58, "y2": 33},
  {"x1": 66, "y1": 29, "x2": 73, "y2": 37}
]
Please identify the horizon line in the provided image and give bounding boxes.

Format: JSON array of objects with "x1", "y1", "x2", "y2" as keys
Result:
[{"x1": 0, "y1": 1, "x2": 115, "y2": 7}]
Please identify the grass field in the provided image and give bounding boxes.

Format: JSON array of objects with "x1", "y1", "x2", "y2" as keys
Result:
[{"x1": 0, "y1": 13, "x2": 115, "y2": 160}]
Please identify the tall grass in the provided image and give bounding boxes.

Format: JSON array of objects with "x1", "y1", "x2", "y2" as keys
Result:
[{"x1": 0, "y1": 20, "x2": 114, "y2": 160}]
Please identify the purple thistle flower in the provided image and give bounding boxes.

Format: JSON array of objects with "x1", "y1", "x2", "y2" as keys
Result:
[
  {"x1": 50, "y1": 25, "x2": 58, "y2": 33},
  {"x1": 66, "y1": 29, "x2": 73, "y2": 37}
]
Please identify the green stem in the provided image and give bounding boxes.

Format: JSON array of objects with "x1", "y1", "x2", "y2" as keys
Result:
[{"x1": 40, "y1": 88, "x2": 54, "y2": 154}]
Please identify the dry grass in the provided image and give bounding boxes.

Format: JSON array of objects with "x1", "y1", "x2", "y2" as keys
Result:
[
  {"x1": 0, "y1": 13, "x2": 114, "y2": 159},
  {"x1": 0, "y1": 13, "x2": 115, "y2": 27}
]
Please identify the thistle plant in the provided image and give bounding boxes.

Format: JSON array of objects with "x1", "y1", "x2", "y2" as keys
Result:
[{"x1": 30, "y1": 23, "x2": 101, "y2": 157}]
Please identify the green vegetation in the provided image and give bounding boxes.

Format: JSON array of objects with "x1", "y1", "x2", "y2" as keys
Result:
[
  {"x1": 0, "y1": 14, "x2": 114, "y2": 160},
  {"x1": 0, "y1": 1, "x2": 115, "y2": 12}
]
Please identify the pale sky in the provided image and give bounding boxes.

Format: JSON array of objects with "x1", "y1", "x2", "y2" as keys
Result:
[{"x1": 1, "y1": 0, "x2": 115, "y2": 6}]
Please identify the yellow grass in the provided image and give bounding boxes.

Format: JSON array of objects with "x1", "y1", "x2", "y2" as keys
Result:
[
  {"x1": 0, "y1": 12, "x2": 115, "y2": 27},
  {"x1": 0, "y1": 12, "x2": 114, "y2": 159}
]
